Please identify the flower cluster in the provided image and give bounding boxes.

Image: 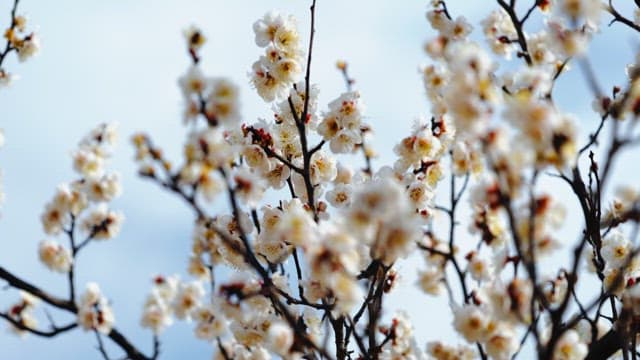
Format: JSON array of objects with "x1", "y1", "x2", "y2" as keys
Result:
[
  {"x1": 141, "y1": 274, "x2": 231, "y2": 342},
  {"x1": 378, "y1": 312, "x2": 426, "y2": 359},
  {"x1": 4, "y1": 292, "x2": 38, "y2": 337},
  {"x1": 133, "y1": 27, "x2": 246, "y2": 208},
  {"x1": 480, "y1": 9, "x2": 517, "y2": 59},
  {"x1": 129, "y1": 9, "x2": 437, "y2": 357},
  {"x1": 415, "y1": 1, "x2": 620, "y2": 358},
  {"x1": 0, "y1": 2, "x2": 39, "y2": 215},
  {"x1": 7, "y1": 1, "x2": 640, "y2": 359},
  {"x1": 77, "y1": 283, "x2": 115, "y2": 334},
  {"x1": 39, "y1": 124, "x2": 123, "y2": 272},
  {"x1": 393, "y1": 117, "x2": 453, "y2": 221},
  {"x1": 599, "y1": 230, "x2": 640, "y2": 297},
  {"x1": 178, "y1": 52, "x2": 241, "y2": 127},
  {"x1": 251, "y1": 12, "x2": 304, "y2": 102},
  {"x1": 451, "y1": 296, "x2": 522, "y2": 359},
  {"x1": 425, "y1": 6, "x2": 497, "y2": 138},
  {"x1": 502, "y1": 69, "x2": 577, "y2": 169},
  {"x1": 0, "y1": 6, "x2": 39, "y2": 87},
  {"x1": 140, "y1": 275, "x2": 178, "y2": 334},
  {"x1": 602, "y1": 186, "x2": 640, "y2": 228},
  {"x1": 317, "y1": 91, "x2": 366, "y2": 154}
]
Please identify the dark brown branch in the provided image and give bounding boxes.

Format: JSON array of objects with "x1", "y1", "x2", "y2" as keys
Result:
[
  {"x1": 366, "y1": 265, "x2": 388, "y2": 360},
  {"x1": 586, "y1": 329, "x2": 625, "y2": 360},
  {"x1": 0, "y1": 313, "x2": 77, "y2": 338},
  {"x1": 309, "y1": 139, "x2": 325, "y2": 155},
  {"x1": 330, "y1": 315, "x2": 347, "y2": 360},
  {"x1": 0, "y1": 266, "x2": 153, "y2": 360},
  {"x1": 151, "y1": 335, "x2": 161, "y2": 360},
  {"x1": 292, "y1": 0, "x2": 319, "y2": 220},
  {"x1": 272, "y1": 286, "x2": 329, "y2": 310},
  {"x1": 95, "y1": 330, "x2": 112, "y2": 360},
  {"x1": 65, "y1": 214, "x2": 77, "y2": 302},
  {"x1": 346, "y1": 316, "x2": 367, "y2": 357},
  {"x1": 417, "y1": 243, "x2": 452, "y2": 258},
  {"x1": 606, "y1": 1, "x2": 640, "y2": 33},
  {"x1": 520, "y1": 0, "x2": 542, "y2": 25},
  {"x1": 219, "y1": 168, "x2": 269, "y2": 278},
  {"x1": 579, "y1": 57, "x2": 605, "y2": 100},
  {"x1": 511, "y1": 314, "x2": 540, "y2": 359},
  {"x1": 292, "y1": 247, "x2": 307, "y2": 302},
  {"x1": 301, "y1": 0, "x2": 317, "y2": 125},
  {"x1": 141, "y1": 172, "x2": 205, "y2": 219},
  {"x1": 546, "y1": 57, "x2": 571, "y2": 100},
  {"x1": 446, "y1": 169, "x2": 471, "y2": 305},
  {"x1": 262, "y1": 146, "x2": 304, "y2": 174},
  {"x1": 496, "y1": 0, "x2": 533, "y2": 65},
  {"x1": 217, "y1": 337, "x2": 232, "y2": 360},
  {"x1": 438, "y1": 0, "x2": 453, "y2": 20},
  {"x1": 0, "y1": 266, "x2": 76, "y2": 312},
  {"x1": 107, "y1": 328, "x2": 152, "y2": 360},
  {"x1": 0, "y1": 0, "x2": 20, "y2": 67},
  {"x1": 579, "y1": 112, "x2": 609, "y2": 155}
]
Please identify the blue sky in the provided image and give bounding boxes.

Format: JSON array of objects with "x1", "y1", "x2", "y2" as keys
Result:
[{"x1": 0, "y1": 0, "x2": 638, "y2": 359}]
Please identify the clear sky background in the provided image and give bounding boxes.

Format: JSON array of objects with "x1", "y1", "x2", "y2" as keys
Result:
[{"x1": 0, "y1": 0, "x2": 638, "y2": 359}]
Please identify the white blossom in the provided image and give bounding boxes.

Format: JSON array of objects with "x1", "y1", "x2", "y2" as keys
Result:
[
  {"x1": 553, "y1": 330, "x2": 588, "y2": 360},
  {"x1": 173, "y1": 281, "x2": 205, "y2": 320},
  {"x1": 81, "y1": 204, "x2": 124, "y2": 240},
  {"x1": 602, "y1": 230, "x2": 631, "y2": 269},
  {"x1": 16, "y1": 33, "x2": 40, "y2": 62},
  {"x1": 266, "y1": 321, "x2": 293, "y2": 355},
  {"x1": 38, "y1": 240, "x2": 72, "y2": 273}
]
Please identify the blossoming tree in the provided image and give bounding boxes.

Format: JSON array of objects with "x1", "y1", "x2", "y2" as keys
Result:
[{"x1": 3, "y1": 0, "x2": 640, "y2": 359}]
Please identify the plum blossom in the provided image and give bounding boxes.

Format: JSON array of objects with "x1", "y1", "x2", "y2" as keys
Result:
[
  {"x1": 38, "y1": 240, "x2": 72, "y2": 273},
  {"x1": 77, "y1": 283, "x2": 115, "y2": 334}
]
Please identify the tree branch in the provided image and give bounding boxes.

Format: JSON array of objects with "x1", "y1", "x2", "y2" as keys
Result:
[{"x1": 0, "y1": 313, "x2": 77, "y2": 338}]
